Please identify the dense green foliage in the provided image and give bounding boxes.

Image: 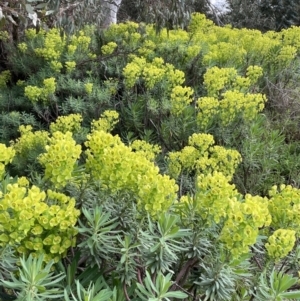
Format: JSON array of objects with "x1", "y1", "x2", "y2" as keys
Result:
[
  {"x1": 1, "y1": 11, "x2": 300, "y2": 301},
  {"x1": 223, "y1": 0, "x2": 300, "y2": 31}
]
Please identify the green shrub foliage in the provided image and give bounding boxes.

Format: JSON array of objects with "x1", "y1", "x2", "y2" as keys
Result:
[{"x1": 1, "y1": 13, "x2": 300, "y2": 301}]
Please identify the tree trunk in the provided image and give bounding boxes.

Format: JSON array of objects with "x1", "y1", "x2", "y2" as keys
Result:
[{"x1": 102, "y1": 0, "x2": 123, "y2": 28}]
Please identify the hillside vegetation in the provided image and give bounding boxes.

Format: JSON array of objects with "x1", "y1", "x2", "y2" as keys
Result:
[{"x1": 1, "y1": 13, "x2": 300, "y2": 301}]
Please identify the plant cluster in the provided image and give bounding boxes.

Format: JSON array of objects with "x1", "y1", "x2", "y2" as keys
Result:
[
  {"x1": 0, "y1": 12, "x2": 300, "y2": 301},
  {"x1": 0, "y1": 178, "x2": 79, "y2": 263},
  {"x1": 168, "y1": 133, "x2": 241, "y2": 180},
  {"x1": 85, "y1": 125, "x2": 178, "y2": 215}
]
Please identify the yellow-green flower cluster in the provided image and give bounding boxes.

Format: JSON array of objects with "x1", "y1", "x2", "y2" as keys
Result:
[
  {"x1": 265, "y1": 229, "x2": 296, "y2": 261},
  {"x1": 281, "y1": 26, "x2": 300, "y2": 50},
  {"x1": 123, "y1": 55, "x2": 190, "y2": 115},
  {"x1": 164, "y1": 63, "x2": 186, "y2": 91},
  {"x1": 65, "y1": 61, "x2": 76, "y2": 73},
  {"x1": 268, "y1": 185, "x2": 300, "y2": 233},
  {"x1": 34, "y1": 28, "x2": 65, "y2": 61},
  {"x1": 196, "y1": 97, "x2": 219, "y2": 129},
  {"x1": 128, "y1": 32, "x2": 142, "y2": 45},
  {"x1": 123, "y1": 56, "x2": 185, "y2": 91},
  {"x1": 0, "y1": 30, "x2": 9, "y2": 41},
  {"x1": 188, "y1": 13, "x2": 300, "y2": 81},
  {"x1": 218, "y1": 90, "x2": 266, "y2": 125},
  {"x1": 188, "y1": 13, "x2": 215, "y2": 37},
  {"x1": 89, "y1": 52, "x2": 97, "y2": 59},
  {"x1": 67, "y1": 45, "x2": 77, "y2": 56},
  {"x1": 103, "y1": 13, "x2": 300, "y2": 98},
  {"x1": 204, "y1": 67, "x2": 237, "y2": 97},
  {"x1": 275, "y1": 45, "x2": 297, "y2": 67},
  {"x1": 101, "y1": 42, "x2": 118, "y2": 55},
  {"x1": 84, "y1": 83, "x2": 93, "y2": 95},
  {"x1": 123, "y1": 56, "x2": 146, "y2": 88},
  {"x1": 138, "y1": 40, "x2": 157, "y2": 58},
  {"x1": 191, "y1": 172, "x2": 239, "y2": 223},
  {"x1": 12, "y1": 125, "x2": 48, "y2": 161},
  {"x1": 168, "y1": 133, "x2": 241, "y2": 180},
  {"x1": 50, "y1": 60, "x2": 63, "y2": 73},
  {"x1": 69, "y1": 30, "x2": 91, "y2": 52},
  {"x1": 39, "y1": 131, "x2": 82, "y2": 188},
  {"x1": 50, "y1": 114, "x2": 83, "y2": 134},
  {"x1": 203, "y1": 42, "x2": 246, "y2": 67},
  {"x1": 104, "y1": 21, "x2": 139, "y2": 45},
  {"x1": 241, "y1": 195, "x2": 272, "y2": 227},
  {"x1": 130, "y1": 140, "x2": 161, "y2": 161},
  {"x1": 18, "y1": 176, "x2": 29, "y2": 187},
  {"x1": 85, "y1": 130, "x2": 178, "y2": 215},
  {"x1": 21, "y1": 23, "x2": 93, "y2": 75},
  {"x1": 61, "y1": 27, "x2": 93, "y2": 57},
  {"x1": 170, "y1": 86, "x2": 194, "y2": 116},
  {"x1": 24, "y1": 77, "x2": 56, "y2": 103},
  {"x1": 0, "y1": 144, "x2": 15, "y2": 179},
  {"x1": 0, "y1": 70, "x2": 11, "y2": 88},
  {"x1": 207, "y1": 144, "x2": 242, "y2": 177},
  {"x1": 144, "y1": 35, "x2": 199, "y2": 67},
  {"x1": 241, "y1": 29, "x2": 280, "y2": 59},
  {"x1": 186, "y1": 13, "x2": 290, "y2": 73},
  {"x1": 24, "y1": 85, "x2": 43, "y2": 102},
  {"x1": 0, "y1": 182, "x2": 79, "y2": 263},
  {"x1": 18, "y1": 42, "x2": 28, "y2": 53},
  {"x1": 221, "y1": 194, "x2": 271, "y2": 257},
  {"x1": 106, "y1": 21, "x2": 139, "y2": 37},
  {"x1": 43, "y1": 77, "x2": 56, "y2": 96},
  {"x1": 203, "y1": 66, "x2": 263, "y2": 97},
  {"x1": 150, "y1": 27, "x2": 194, "y2": 53},
  {"x1": 246, "y1": 65, "x2": 264, "y2": 84},
  {"x1": 183, "y1": 171, "x2": 271, "y2": 257},
  {"x1": 91, "y1": 110, "x2": 119, "y2": 133},
  {"x1": 185, "y1": 45, "x2": 201, "y2": 61},
  {"x1": 196, "y1": 66, "x2": 266, "y2": 127},
  {"x1": 25, "y1": 28, "x2": 42, "y2": 40},
  {"x1": 142, "y1": 62, "x2": 166, "y2": 89}
]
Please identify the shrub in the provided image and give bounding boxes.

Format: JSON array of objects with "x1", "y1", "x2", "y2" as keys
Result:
[{"x1": 1, "y1": 13, "x2": 300, "y2": 301}]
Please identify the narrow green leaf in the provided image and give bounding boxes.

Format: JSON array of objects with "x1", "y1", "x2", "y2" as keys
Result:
[
  {"x1": 280, "y1": 290, "x2": 300, "y2": 299},
  {"x1": 164, "y1": 291, "x2": 188, "y2": 298}
]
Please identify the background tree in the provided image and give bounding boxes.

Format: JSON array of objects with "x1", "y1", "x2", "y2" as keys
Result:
[
  {"x1": 222, "y1": 0, "x2": 269, "y2": 30},
  {"x1": 224, "y1": 0, "x2": 300, "y2": 31},
  {"x1": 262, "y1": 0, "x2": 300, "y2": 31}
]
